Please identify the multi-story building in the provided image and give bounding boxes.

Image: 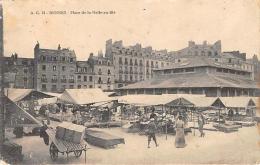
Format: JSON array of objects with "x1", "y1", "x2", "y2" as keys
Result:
[
  {"x1": 105, "y1": 39, "x2": 174, "y2": 88},
  {"x1": 117, "y1": 56, "x2": 258, "y2": 97},
  {"x1": 88, "y1": 52, "x2": 115, "y2": 91},
  {"x1": 75, "y1": 61, "x2": 94, "y2": 89},
  {"x1": 169, "y1": 40, "x2": 222, "y2": 58},
  {"x1": 3, "y1": 53, "x2": 34, "y2": 88},
  {"x1": 34, "y1": 43, "x2": 77, "y2": 92}
]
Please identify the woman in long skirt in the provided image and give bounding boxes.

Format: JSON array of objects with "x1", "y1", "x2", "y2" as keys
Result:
[{"x1": 175, "y1": 115, "x2": 186, "y2": 148}]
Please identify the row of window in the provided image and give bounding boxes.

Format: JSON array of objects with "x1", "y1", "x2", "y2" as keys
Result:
[
  {"x1": 98, "y1": 68, "x2": 111, "y2": 75},
  {"x1": 40, "y1": 55, "x2": 74, "y2": 63},
  {"x1": 162, "y1": 68, "x2": 195, "y2": 74},
  {"x1": 118, "y1": 75, "x2": 143, "y2": 82},
  {"x1": 118, "y1": 57, "x2": 169, "y2": 67},
  {"x1": 216, "y1": 68, "x2": 250, "y2": 76},
  {"x1": 187, "y1": 50, "x2": 218, "y2": 56},
  {"x1": 41, "y1": 84, "x2": 94, "y2": 91}
]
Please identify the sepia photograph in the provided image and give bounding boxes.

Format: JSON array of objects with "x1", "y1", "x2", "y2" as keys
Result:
[{"x1": 0, "y1": 0, "x2": 259, "y2": 164}]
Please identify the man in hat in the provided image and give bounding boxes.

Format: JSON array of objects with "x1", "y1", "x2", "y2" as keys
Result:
[{"x1": 146, "y1": 118, "x2": 159, "y2": 148}]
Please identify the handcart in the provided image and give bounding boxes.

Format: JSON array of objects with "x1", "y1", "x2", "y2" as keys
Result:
[{"x1": 46, "y1": 128, "x2": 88, "y2": 162}]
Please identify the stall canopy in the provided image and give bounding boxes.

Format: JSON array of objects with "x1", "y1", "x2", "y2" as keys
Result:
[
  {"x1": 214, "y1": 97, "x2": 255, "y2": 108},
  {"x1": 59, "y1": 89, "x2": 116, "y2": 105},
  {"x1": 4, "y1": 96, "x2": 42, "y2": 128},
  {"x1": 164, "y1": 94, "x2": 217, "y2": 108},
  {"x1": 42, "y1": 92, "x2": 62, "y2": 98},
  {"x1": 4, "y1": 88, "x2": 53, "y2": 102},
  {"x1": 118, "y1": 94, "x2": 203, "y2": 107},
  {"x1": 118, "y1": 95, "x2": 175, "y2": 106},
  {"x1": 37, "y1": 97, "x2": 58, "y2": 106}
]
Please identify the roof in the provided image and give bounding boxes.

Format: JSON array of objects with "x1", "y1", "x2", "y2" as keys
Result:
[
  {"x1": 118, "y1": 94, "x2": 205, "y2": 107},
  {"x1": 154, "y1": 57, "x2": 251, "y2": 73},
  {"x1": 118, "y1": 95, "x2": 176, "y2": 106},
  {"x1": 4, "y1": 88, "x2": 53, "y2": 102},
  {"x1": 217, "y1": 97, "x2": 255, "y2": 108},
  {"x1": 59, "y1": 89, "x2": 116, "y2": 105},
  {"x1": 5, "y1": 96, "x2": 42, "y2": 128},
  {"x1": 162, "y1": 94, "x2": 217, "y2": 107},
  {"x1": 119, "y1": 73, "x2": 257, "y2": 89},
  {"x1": 42, "y1": 92, "x2": 62, "y2": 98},
  {"x1": 38, "y1": 97, "x2": 58, "y2": 105},
  {"x1": 104, "y1": 92, "x2": 116, "y2": 97}
]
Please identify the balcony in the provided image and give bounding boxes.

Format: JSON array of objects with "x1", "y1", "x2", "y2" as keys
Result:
[
  {"x1": 41, "y1": 78, "x2": 47, "y2": 83},
  {"x1": 124, "y1": 71, "x2": 128, "y2": 74},
  {"x1": 61, "y1": 79, "x2": 67, "y2": 83},
  {"x1": 69, "y1": 79, "x2": 75, "y2": 83},
  {"x1": 51, "y1": 79, "x2": 58, "y2": 83},
  {"x1": 119, "y1": 70, "x2": 123, "y2": 74}
]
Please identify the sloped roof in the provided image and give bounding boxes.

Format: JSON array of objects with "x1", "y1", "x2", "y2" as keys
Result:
[
  {"x1": 4, "y1": 88, "x2": 53, "y2": 102},
  {"x1": 218, "y1": 97, "x2": 255, "y2": 108},
  {"x1": 119, "y1": 73, "x2": 257, "y2": 89},
  {"x1": 162, "y1": 94, "x2": 217, "y2": 107},
  {"x1": 5, "y1": 96, "x2": 42, "y2": 128},
  {"x1": 118, "y1": 94, "x2": 202, "y2": 106},
  {"x1": 59, "y1": 89, "x2": 116, "y2": 105},
  {"x1": 118, "y1": 95, "x2": 175, "y2": 106}
]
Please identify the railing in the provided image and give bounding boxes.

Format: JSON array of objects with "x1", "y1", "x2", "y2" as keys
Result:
[
  {"x1": 69, "y1": 79, "x2": 75, "y2": 83},
  {"x1": 41, "y1": 78, "x2": 47, "y2": 83},
  {"x1": 51, "y1": 79, "x2": 57, "y2": 83},
  {"x1": 61, "y1": 79, "x2": 67, "y2": 83}
]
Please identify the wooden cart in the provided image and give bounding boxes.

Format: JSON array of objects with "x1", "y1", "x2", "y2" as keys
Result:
[{"x1": 46, "y1": 128, "x2": 88, "y2": 162}]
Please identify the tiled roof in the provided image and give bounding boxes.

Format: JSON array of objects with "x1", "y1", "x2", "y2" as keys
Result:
[{"x1": 119, "y1": 72, "x2": 257, "y2": 89}]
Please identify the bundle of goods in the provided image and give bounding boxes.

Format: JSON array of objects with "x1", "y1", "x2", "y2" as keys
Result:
[
  {"x1": 55, "y1": 122, "x2": 86, "y2": 144},
  {"x1": 2, "y1": 141, "x2": 23, "y2": 163}
]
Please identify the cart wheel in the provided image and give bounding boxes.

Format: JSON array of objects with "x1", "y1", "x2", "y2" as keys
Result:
[
  {"x1": 74, "y1": 150, "x2": 82, "y2": 158},
  {"x1": 49, "y1": 142, "x2": 58, "y2": 161}
]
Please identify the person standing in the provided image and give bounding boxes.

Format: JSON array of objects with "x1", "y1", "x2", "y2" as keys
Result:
[
  {"x1": 175, "y1": 115, "x2": 186, "y2": 148},
  {"x1": 198, "y1": 113, "x2": 205, "y2": 137},
  {"x1": 146, "y1": 118, "x2": 159, "y2": 148},
  {"x1": 150, "y1": 107, "x2": 157, "y2": 119},
  {"x1": 45, "y1": 108, "x2": 50, "y2": 125}
]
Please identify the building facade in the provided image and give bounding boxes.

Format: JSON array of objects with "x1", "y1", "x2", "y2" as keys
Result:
[
  {"x1": 88, "y1": 52, "x2": 115, "y2": 91},
  {"x1": 105, "y1": 39, "x2": 175, "y2": 88},
  {"x1": 3, "y1": 53, "x2": 34, "y2": 89},
  {"x1": 34, "y1": 43, "x2": 77, "y2": 92}
]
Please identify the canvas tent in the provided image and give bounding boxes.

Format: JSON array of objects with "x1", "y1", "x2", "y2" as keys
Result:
[
  {"x1": 117, "y1": 95, "x2": 176, "y2": 106},
  {"x1": 217, "y1": 97, "x2": 256, "y2": 108},
  {"x1": 37, "y1": 97, "x2": 58, "y2": 106},
  {"x1": 4, "y1": 96, "x2": 42, "y2": 128},
  {"x1": 59, "y1": 89, "x2": 116, "y2": 105},
  {"x1": 4, "y1": 88, "x2": 53, "y2": 102}
]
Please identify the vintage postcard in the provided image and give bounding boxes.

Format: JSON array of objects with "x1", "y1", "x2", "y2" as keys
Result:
[{"x1": 0, "y1": 0, "x2": 259, "y2": 164}]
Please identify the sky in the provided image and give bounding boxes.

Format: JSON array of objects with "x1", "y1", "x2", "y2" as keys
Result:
[{"x1": 2, "y1": 0, "x2": 260, "y2": 60}]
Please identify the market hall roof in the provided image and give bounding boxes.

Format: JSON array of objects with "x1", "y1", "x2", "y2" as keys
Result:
[
  {"x1": 153, "y1": 57, "x2": 252, "y2": 73},
  {"x1": 59, "y1": 89, "x2": 116, "y2": 105},
  {"x1": 119, "y1": 72, "x2": 257, "y2": 89}
]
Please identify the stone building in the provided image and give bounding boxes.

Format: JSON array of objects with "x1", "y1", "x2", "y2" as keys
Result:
[
  {"x1": 247, "y1": 54, "x2": 260, "y2": 81},
  {"x1": 105, "y1": 39, "x2": 174, "y2": 88},
  {"x1": 34, "y1": 43, "x2": 77, "y2": 92},
  {"x1": 3, "y1": 53, "x2": 34, "y2": 89},
  {"x1": 75, "y1": 61, "x2": 94, "y2": 89},
  {"x1": 117, "y1": 57, "x2": 258, "y2": 97},
  {"x1": 169, "y1": 40, "x2": 222, "y2": 58},
  {"x1": 88, "y1": 52, "x2": 115, "y2": 91}
]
